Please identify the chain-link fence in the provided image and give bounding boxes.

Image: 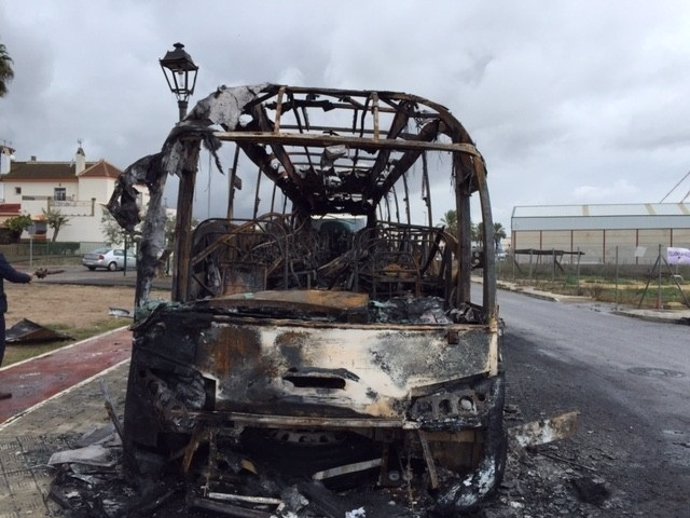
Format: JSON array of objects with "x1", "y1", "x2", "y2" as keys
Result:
[
  {"x1": 0, "y1": 241, "x2": 107, "y2": 266},
  {"x1": 497, "y1": 245, "x2": 690, "y2": 310}
]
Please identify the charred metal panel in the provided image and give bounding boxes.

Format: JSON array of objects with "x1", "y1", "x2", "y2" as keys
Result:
[{"x1": 136, "y1": 309, "x2": 494, "y2": 419}]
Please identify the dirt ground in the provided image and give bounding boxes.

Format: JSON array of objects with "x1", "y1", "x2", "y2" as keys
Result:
[
  {"x1": 2, "y1": 283, "x2": 154, "y2": 366},
  {"x1": 4, "y1": 283, "x2": 137, "y2": 329}
]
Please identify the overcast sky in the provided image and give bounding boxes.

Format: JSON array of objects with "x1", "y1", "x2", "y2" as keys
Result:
[{"x1": 1, "y1": 0, "x2": 690, "y2": 228}]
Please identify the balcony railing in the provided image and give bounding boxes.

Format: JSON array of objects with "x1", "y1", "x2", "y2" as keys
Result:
[{"x1": 48, "y1": 199, "x2": 96, "y2": 216}]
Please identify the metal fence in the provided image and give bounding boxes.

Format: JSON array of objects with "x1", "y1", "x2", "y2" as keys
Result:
[
  {"x1": 0, "y1": 241, "x2": 105, "y2": 264},
  {"x1": 498, "y1": 244, "x2": 690, "y2": 310}
]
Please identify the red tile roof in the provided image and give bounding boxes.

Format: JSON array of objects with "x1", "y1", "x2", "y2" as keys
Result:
[
  {"x1": 0, "y1": 159, "x2": 123, "y2": 181},
  {"x1": 79, "y1": 160, "x2": 122, "y2": 179},
  {"x1": 0, "y1": 161, "x2": 88, "y2": 181}
]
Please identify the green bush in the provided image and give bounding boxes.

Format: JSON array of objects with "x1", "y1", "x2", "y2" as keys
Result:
[{"x1": 4, "y1": 214, "x2": 33, "y2": 234}]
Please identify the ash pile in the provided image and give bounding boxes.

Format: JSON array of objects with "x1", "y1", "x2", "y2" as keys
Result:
[
  {"x1": 481, "y1": 407, "x2": 614, "y2": 518},
  {"x1": 47, "y1": 404, "x2": 586, "y2": 518},
  {"x1": 48, "y1": 424, "x2": 432, "y2": 517}
]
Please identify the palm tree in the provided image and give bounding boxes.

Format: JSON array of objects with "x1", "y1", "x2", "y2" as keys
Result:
[
  {"x1": 0, "y1": 43, "x2": 14, "y2": 98},
  {"x1": 493, "y1": 222, "x2": 507, "y2": 251},
  {"x1": 472, "y1": 221, "x2": 507, "y2": 251},
  {"x1": 440, "y1": 209, "x2": 457, "y2": 235},
  {"x1": 43, "y1": 209, "x2": 70, "y2": 242}
]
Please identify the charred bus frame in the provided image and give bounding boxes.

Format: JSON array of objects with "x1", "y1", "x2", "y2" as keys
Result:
[{"x1": 109, "y1": 84, "x2": 503, "y2": 515}]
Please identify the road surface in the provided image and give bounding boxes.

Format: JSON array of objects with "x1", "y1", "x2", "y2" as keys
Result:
[{"x1": 492, "y1": 288, "x2": 690, "y2": 517}]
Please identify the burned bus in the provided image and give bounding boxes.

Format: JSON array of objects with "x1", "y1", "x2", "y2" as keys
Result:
[{"x1": 109, "y1": 84, "x2": 504, "y2": 515}]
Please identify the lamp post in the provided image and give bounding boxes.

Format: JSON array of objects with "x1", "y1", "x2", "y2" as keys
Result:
[
  {"x1": 160, "y1": 42, "x2": 199, "y2": 121},
  {"x1": 160, "y1": 43, "x2": 199, "y2": 301}
]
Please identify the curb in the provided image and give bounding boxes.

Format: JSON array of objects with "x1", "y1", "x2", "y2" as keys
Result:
[
  {"x1": 474, "y1": 277, "x2": 561, "y2": 302},
  {"x1": 611, "y1": 310, "x2": 690, "y2": 325},
  {"x1": 493, "y1": 279, "x2": 690, "y2": 325},
  {"x1": 496, "y1": 283, "x2": 560, "y2": 303}
]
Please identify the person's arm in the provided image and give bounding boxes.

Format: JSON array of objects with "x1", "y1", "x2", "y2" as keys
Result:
[{"x1": 0, "y1": 255, "x2": 32, "y2": 283}]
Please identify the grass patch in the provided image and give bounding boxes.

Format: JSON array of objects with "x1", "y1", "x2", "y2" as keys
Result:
[
  {"x1": 514, "y1": 278, "x2": 689, "y2": 308},
  {"x1": 51, "y1": 318, "x2": 130, "y2": 343}
]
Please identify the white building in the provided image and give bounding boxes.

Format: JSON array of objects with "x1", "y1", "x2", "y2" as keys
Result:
[{"x1": 0, "y1": 147, "x2": 146, "y2": 243}]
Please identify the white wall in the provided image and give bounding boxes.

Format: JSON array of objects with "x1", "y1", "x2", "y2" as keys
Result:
[
  {"x1": 78, "y1": 177, "x2": 116, "y2": 201},
  {"x1": 2, "y1": 173, "x2": 149, "y2": 243},
  {"x1": 3, "y1": 180, "x2": 78, "y2": 205},
  {"x1": 55, "y1": 203, "x2": 109, "y2": 242}
]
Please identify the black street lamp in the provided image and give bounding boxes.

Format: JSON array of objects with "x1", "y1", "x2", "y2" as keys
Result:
[{"x1": 160, "y1": 42, "x2": 198, "y2": 121}]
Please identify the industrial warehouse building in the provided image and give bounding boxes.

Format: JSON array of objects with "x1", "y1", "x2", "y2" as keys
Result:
[{"x1": 511, "y1": 203, "x2": 690, "y2": 264}]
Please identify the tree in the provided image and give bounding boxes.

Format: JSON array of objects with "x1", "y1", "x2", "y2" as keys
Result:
[
  {"x1": 101, "y1": 210, "x2": 124, "y2": 246},
  {"x1": 440, "y1": 209, "x2": 457, "y2": 235},
  {"x1": 42, "y1": 208, "x2": 70, "y2": 242},
  {"x1": 4, "y1": 214, "x2": 32, "y2": 236},
  {"x1": 0, "y1": 43, "x2": 14, "y2": 98},
  {"x1": 493, "y1": 222, "x2": 507, "y2": 252},
  {"x1": 474, "y1": 221, "x2": 507, "y2": 251},
  {"x1": 441, "y1": 212, "x2": 506, "y2": 252}
]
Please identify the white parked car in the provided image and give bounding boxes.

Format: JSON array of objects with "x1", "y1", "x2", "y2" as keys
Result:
[{"x1": 82, "y1": 248, "x2": 136, "y2": 271}]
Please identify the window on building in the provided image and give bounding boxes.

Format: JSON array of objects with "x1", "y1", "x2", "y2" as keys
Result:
[
  {"x1": 14, "y1": 187, "x2": 21, "y2": 195},
  {"x1": 54, "y1": 187, "x2": 66, "y2": 201}
]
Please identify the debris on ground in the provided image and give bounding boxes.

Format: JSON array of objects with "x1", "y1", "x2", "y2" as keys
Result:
[
  {"x1": 508, "y1": 411, "x2": 580, "y2": 448},
  {"x1": 6, "y1": 318, "x2": 72, "y2": 344},
  {"x1": 46, "y1": 404, "x2": 599, "y2": 518},
  {"x1": 108, "y1": 307, "x2": 133, "y2": 318},
  {"x1": 571, "y1": 476, "x2": 611, "y2": 506}
]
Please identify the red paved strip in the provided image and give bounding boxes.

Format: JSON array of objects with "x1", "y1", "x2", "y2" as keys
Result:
[{"x1": 0, "y1": 327, "x2": 132, "y2": 424}]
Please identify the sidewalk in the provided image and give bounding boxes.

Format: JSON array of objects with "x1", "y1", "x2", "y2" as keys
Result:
[
  {"x1": 492, "y1": 278, "x2": 690, "y2": 325},
  {"x1": 0, "y1": 327, "x2": 132, "y2": 427},
  {"x1": 0, "y1": 329, "x2": 132, "y2": 518}
]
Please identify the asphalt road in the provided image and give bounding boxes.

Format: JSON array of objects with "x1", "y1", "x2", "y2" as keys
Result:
[{"x1": 496, "y1": 288, "x2": 690, "y2": 516}]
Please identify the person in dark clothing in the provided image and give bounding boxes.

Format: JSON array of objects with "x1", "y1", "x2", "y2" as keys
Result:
[{"x1": 0, "y1": 253, "x2": 32, "y2": 399}]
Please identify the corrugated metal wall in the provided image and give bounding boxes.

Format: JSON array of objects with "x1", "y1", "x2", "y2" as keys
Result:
[
  {"x1": 511, "y1": 203, "x2": 690, "y2": 264},
  {"x1": 511, "y1": 215, "x2": 690, "y2": 265}
]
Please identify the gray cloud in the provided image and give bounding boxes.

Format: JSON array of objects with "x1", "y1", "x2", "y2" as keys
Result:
[{"x1": 2, "y1": 0, "x2": 690, "y2": 228}]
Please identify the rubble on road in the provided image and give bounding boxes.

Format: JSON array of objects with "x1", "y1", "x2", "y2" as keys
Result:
[
  {"x1": 46, "y1": 406, "x2": 603, "y2": 518},
  {"x1": 508, "y1": 411, "x2": 580, "y2": 448}
]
